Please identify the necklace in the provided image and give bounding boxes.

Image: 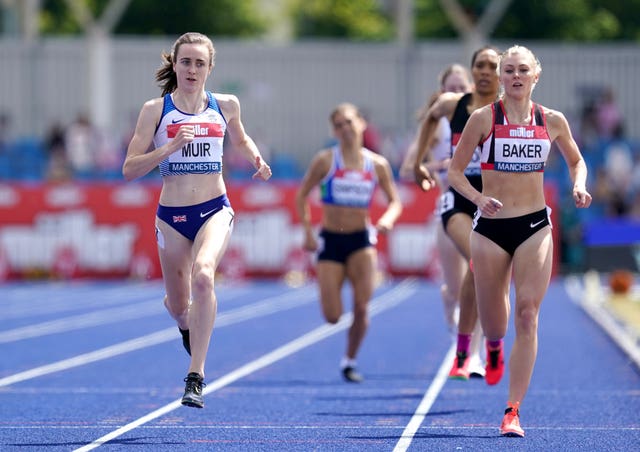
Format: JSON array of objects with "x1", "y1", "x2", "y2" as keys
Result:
[
  {"x1": 511, "y1": 113, "x2": 530, "y2": 124},
  {"x1": 505, "y1": 102, "x2": 532, "y2": 124},
  {"x1": 173, "y1": 93, "x2": 207, "y2": 114}
]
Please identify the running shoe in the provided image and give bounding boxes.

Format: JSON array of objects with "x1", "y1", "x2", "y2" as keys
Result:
[
  {"x1": 485, "y1": 345, "x2": 504, "y2": 385},
  {"x1": 448, "y1": 351, "x2": 470, "y2": 380},
  {"x1": 468, "y1": 353, "x2": 486, "y2": 379},
  {"x1": 179, "y1": 327, "x2": 191, "y2": 356},
  {"x1": 342, "y1": 366, "x2": 364, "y2": 383},
  {"x1": 181, "y1": 372, "x2": 205, "y2": 408},
  {"x1": 500, "y1": 402, "x2": 525, "y2": 437}
]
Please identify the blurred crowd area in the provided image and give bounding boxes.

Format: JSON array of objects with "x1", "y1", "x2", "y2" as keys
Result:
[
  {"x1": 0, "y1": 85, "x2": 638, "y2": 273},
  {"x1": 0, "y1": 110, "x2": 302, "y2": 183}
]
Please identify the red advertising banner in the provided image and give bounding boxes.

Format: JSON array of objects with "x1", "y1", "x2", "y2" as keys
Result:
[
  {"x1": 0, "y1": 181, "x2": 559, "y2": 281},
  {"x1": 0, "y1": 183, "x2": 159, "y2": 280}
]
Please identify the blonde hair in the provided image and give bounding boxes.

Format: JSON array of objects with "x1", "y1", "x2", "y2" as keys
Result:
[
  {"x1": 438, "y1": 63, "x2": 468, "y2": 89},
  {"x1": 415, "y1": 63, "x2": 471, "y2": 122},
  {"x1": 499, "y1": 45, "x2": 542, "y2": 77}
]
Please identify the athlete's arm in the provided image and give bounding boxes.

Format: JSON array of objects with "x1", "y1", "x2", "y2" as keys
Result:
[
  {"x1": 217, "y1": 93, "x2": 271, "y2": 181},
  {"x1": 413, "y1": 93, "x2": 459, "y2": 191},
  {"x1": 122, "y1": 98, "x2": 194, "y2": 181},
  {"x1": 546, "y1": 108, "x2": 591, "y2": 208},
  {"x1": 448, "y1": 106, "x2": 502, "y2": 217},
  {"x1": 295, "y1": 151, "x2": 331, "y2": 251},
  {"x1": 373, "y1": 154, "x2": 403, "y2": 233}
]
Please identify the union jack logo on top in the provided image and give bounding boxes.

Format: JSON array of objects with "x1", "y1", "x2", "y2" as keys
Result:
[{"x1": 173, "y1": 215, "x2": 187, "y2": 223}]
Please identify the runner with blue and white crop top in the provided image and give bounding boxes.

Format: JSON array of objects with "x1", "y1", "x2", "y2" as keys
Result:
[
  {"x1": 295, "y1": 103, "x2": 402, "y2": 384},
  {"x1": 122, "y1": 32, "x2": 271, "y2": 410}
]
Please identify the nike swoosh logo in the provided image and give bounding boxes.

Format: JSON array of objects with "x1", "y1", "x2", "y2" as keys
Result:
[
  {"x1": 172, "y1": 118, "x2": 186, "y2": 124},
  {"x1": 530, "y1": 219, "x2": 545, "y2": 228},
  {"x1": 200, "y1": 209, "x2": 215, "y2": 218}
]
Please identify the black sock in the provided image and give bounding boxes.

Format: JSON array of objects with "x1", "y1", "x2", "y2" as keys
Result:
[{"x1": 179, "y1": 327, "x2": 191, "y2": 356}]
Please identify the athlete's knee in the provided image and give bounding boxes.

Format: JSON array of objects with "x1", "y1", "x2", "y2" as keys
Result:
[
  {"x1": 514, "y1": 302, "x2": 539, "y2": 335},
  {"x1": 440, "y1": 284, "x2": 457, "y2": 304},
  {"x1": 164, "y1": 294, "x2": 189, "y2": 319},
  {"x1": 344, "y1": 298, "x2": 367, "y2": 332},
  {"x1": 324, "y1": 310, "x2": 341, "y2": 324},
  {"x1": 353, "y1": 301, "x2": 368, "y2": 320},
  {"x1": 191, "y1": 262, "x2": 215, "y2": 295}
]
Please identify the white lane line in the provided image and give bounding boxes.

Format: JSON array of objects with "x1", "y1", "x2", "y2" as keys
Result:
[
  {"x1": 393, "y1": 343, "x2": 456, "y2": 452},
  {"x1": 0, "y1": 286, "x2": 313, "y2": 344},
  {"x1": 1, "y1": 283, "x2": 162, "y2": 319},
  {"x1": 566, "y1": 274, "x2": 640, "y2": 369},
  {"x1": 73, "y1": 279, "x2": 418, "y2": 452},
  {"x1": 1, "y1": 282, "x2": 258, "y2": 320},
  {"x1": 0, "y1": 288, "x2": 317, "y2": 387},
  {"x1": 3, "y1": 425, "x2": 640, "y2": 431},
  {"x1": 0, "y1": 300, "x2": 163, "y2": 343}
]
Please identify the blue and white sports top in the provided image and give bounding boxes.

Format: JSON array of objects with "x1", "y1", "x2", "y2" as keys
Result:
[
  {"x1": 320, "y1": 146, "x2": 377, "y2": 208},
  {"x1": 154, "y1": 91, "x2": 226, "y2": 176}
]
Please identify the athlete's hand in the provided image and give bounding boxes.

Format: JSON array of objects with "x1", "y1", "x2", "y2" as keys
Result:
[
  {"x1": 376, "y1": 219, "x2": 394, "y2": 234},
  {"x1": 477, "y1": 196, "x2": 502, "y2": 217},
  {"x1": 302, "y1": 233, "x2": 318, "y2": 252},
  {"x1": 573, "y1": 186, "x2": 592, "y2": 208},
  {"x1": 413, "y1": 163, "x2": 436, "y2": 192},
  {"x1": 252, "y1": 156, "x2": 272, "y2": 181},
  {"x1": 169, "y1": 125, "x2": 195, "y2": 153}
]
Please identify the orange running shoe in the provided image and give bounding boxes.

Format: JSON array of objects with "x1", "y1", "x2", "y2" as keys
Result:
[
  {"x1": 485, "y1": 344, "x2": 504, "y2": 385},
  {"x1": 500, "y1": 401, "x2": 525, "y2": 437},
  {"x1": 448, "y1": 351, "x2": 470, "y2": 380}
]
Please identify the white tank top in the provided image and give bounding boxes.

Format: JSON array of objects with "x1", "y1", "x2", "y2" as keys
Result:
[
  {"x1": 154, "y1": 92, "x2": 226, "y2": 176},
  {"x1": 432, "y1": 116, "x2": 452, "y2": 185}
]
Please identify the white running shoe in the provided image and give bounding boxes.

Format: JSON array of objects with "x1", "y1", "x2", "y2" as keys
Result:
[{"x1": 468, "y1": 353, "x2": 486, "y2": 379}]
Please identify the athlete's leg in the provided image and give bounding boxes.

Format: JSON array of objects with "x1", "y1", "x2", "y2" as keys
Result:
[
  {"x1": 444, "y1": 213, "x2": 477, "y2": 338},
  {"x1": 344, "y1": 246, "x2": 376, "y2": 360},
  {"x1": 156, "y1": 219, "x2": 192, "y2": 331},
  {"x1": 316, "y1": 260, "x2": 347, "y2": 324},
  {"x1": 469, "y1": 231, "x2": 512, "y2": 340},
  {"x1": 187, "y1": 207, "x2": 234, "y2": 378},
  {"x1": 436, "y1": 222, "x2": 466, "y2": 335},
  {"x1": 508, "y1": 227, "x2": 553, "y2": 404}
]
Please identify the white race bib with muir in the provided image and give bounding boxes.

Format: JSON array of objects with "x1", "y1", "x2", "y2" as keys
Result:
[
  {"x1": 155, "y1": 92, "x2": 227, "y2": 176},
  {"x1": 165, "y1": 122, "x2": 224, "y2": 174}
]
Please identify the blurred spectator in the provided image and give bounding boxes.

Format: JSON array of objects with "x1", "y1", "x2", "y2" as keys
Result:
[
  {"x1": 597, "y1": 123, "x2": 635, "y2": 217},
  {"x1": 361, "y1": 108, "x2": 381, "y2": 153},
  {"x1": 65, "y1": 112, "x2": 98, "y2": 177},
  {"x1": 591, "y1": 167, "x2": 614, "y2": 216},
  {"x1": 626, "y1": 148, "x2": 640, "y2": 218},
  {"x1": 595, "y1": 87, "x2": 623, "y2": 141},
  {"x1": 94, "y1": 129, "x2": 122, "y2": 178},
  {"x1": 0, "y1": 112, "x2": 10, "y2": 152},
  {"x1": 44, "y1": 121, "x2": 72, "y2": 181},
  {"x1": 577, "y1": 99, "x2": 599, "y2": 151}
]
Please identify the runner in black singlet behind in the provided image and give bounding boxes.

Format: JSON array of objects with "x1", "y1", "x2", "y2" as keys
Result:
[{"x1": 414, "y1": 46, "x2": 501, "y2": 381}]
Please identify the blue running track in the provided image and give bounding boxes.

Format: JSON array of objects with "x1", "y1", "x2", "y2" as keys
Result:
[{"x1": 0, "y1": 277, "x2": 638, "y2": 451}]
